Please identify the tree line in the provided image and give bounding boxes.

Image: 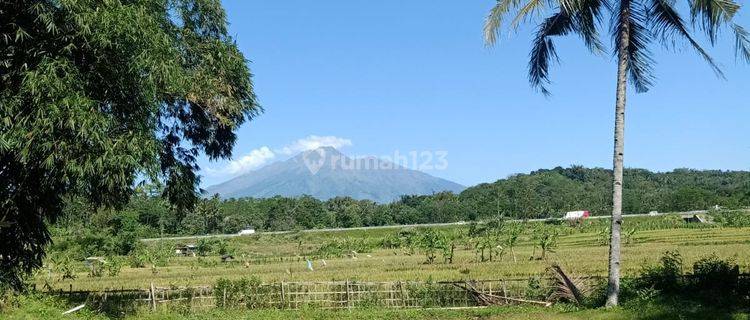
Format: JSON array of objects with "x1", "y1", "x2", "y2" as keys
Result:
[{"x1": 54, "y1": 166, "x2": 750, "y2": 242}]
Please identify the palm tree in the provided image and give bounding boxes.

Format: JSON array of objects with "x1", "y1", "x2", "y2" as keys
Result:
[{"x1": 483, "y1": 0, "x2": 748, "y2": 306}]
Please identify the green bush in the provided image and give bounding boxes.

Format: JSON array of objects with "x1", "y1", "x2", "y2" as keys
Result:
[
  {"x1": 104, "y1": 257, "x2": 123, "y2": 277},
  {"x1": 635, "y1": 250, "x2": 683, "y2": 293},
  {"x1": 314, "y1": 237, "x2": 375, "y2": 258},
  {"x1": 711, "y1": 210, "x2": 750, "y2": 227},
  {"x1": 691, "y1": 255, "x2": 740, "y2": 298},
  {"x1": 214, "y1": 276, "x2": 277, "y2": 309}
]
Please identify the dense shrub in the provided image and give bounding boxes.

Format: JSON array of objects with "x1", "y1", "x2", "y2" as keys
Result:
[
  {"x1": 625, "y1": 251, "x2": 748, "y2": 308},
  {"x1": 635, "y1": 250, "x2": 684, "y2": 293},
  {"x1": 214, "y1": 277, "x2": 277, "y2": 309},
  {"x1": 711, "y1": 210, "x2": 750, "y2": 227},
  {"x1": 691, "y1": 255, "x2": 740, "y2": 299},
  {"x1": 314, "y1": 237, "x2": 376, "y2": 258}
]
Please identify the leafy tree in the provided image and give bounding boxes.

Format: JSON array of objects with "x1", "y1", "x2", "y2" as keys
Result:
[
  {"x1": 294, "y1": 195, "x2": 329, "y2": 229},
  {"x1": 197, "y1": 195, "x2": 223, "y2": 234},
  {"x1": 262, "y1": 197, "x2": 300, "y2": 231},
  {"x1": 0, "y1": 0, "x2": 258, "y2": 289},
  {"x1": 532, "y1": 225, "x2": 559, "y2": 260},
  {"x1": 505, "y1": 222, "x2": 524, "y2": 263},
  {"x1": 196, "y1": 239, "x2": 215, "y2": 256},
  {"x1": 327, "y1": 196, "x2": 363, "y2": 228},
  {"x1": 417, "y1": 228, "x2": 445, "y2": 264},
  {"x1": 468, "y1": 217, "x2": 505, "y2": 262},
  {"x1": 484, "y1": 0, "x2": 748, "y2": 301},
  {"x1": 441, "y1": 232, "x2": 460, "y2": 264},
  {"x1": 221, "y1": 214, "x2": 249, "y2": 234}
]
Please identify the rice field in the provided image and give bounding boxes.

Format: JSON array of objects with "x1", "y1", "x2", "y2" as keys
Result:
[{"x1": 37, "y1": 216, "x2": 750, "y2": 292}]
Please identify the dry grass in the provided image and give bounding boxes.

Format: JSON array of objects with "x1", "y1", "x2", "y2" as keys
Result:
[{"x1": 38, "y1": 226, "x2": 750, "y2": 291}]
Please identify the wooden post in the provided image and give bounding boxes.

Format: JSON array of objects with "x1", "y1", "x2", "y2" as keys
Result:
[
  {"x1": 388, "y1": 283, "x2": 393, "y2": 307},
  {"x1": 222, "y1": 287, "x2": 227, "y2": 307},
  {"x1": 503, "y1": 280, "x2": 508, "y2": 302},
  {"x1": 345, "y1": 280, "x2": 351, "y2": 309},
  {"x1": 399, "y1": 281, "x2": 406, "y2": 307},
  {"x1": 150, "y1": 282, "x2": 156, "y2": 311},
  {"x1": 280, "y1": 281, "x2": 286, "y2": 309}
]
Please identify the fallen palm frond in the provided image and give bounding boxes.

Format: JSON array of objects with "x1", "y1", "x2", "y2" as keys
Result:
[
  {"x1": 452, "y1": 281, "x2": 552, "y2": 307},
  {"x1": 548, "y1": 264, "x2": 590, "y2": 305}
]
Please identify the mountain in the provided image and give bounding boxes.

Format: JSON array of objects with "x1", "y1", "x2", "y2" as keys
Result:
[{"x1": 205, "y1": 147, "x2": 465, "y2": 203}]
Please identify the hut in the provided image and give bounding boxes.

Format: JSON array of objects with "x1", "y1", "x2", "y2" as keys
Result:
[
  {"x1": 175, "y1": 244, "x2": 198, "y2": 257},
  {"x1": 682, "y1": 214, "x2": 711, "y2": 224}
]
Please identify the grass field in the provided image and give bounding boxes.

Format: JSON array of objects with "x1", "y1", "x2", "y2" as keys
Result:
[
  {"x1": 37, "y1": 214, "x2": 750, "y2": 292},
  {"x1": 3, "y1": 294, "x2": 748, "y2": 320}
]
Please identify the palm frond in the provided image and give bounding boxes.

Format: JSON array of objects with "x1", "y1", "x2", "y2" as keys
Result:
[
  {"x1": 570, "y1": 0, "x2": 607, "y2": 53},
  {"x1": 549, "y1": 264, "x2": 591, "y2": 305},
  {"x1": 648, "y1": 0, "x2": 725, "y2": 78},
  {"x1": 732, "y1": 23, "x2": 750, "y2": 63},
  {"x1": 689, "y1": 0, "x2": 740, "y2": 43},
  {"x1": 529, "y1": 10, "x2": 575, "y2": 95},
  {"x1": 511, "y1": 0, "x2": 548, "y2": 30},
  {"x1": 484, "y1": 0, "x2": 518, "y2": 46},
  {"x1": 613, "y1": 0, "x2": 655, "y2": 92}
]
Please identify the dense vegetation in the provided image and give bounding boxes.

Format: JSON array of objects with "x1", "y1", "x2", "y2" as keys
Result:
[
  {"x1": 0, "y1": 0, "x2": 258, "y2": 289},
  {"x1": 8, "y1": 225, "x2": 750, "y2": 318},
  {"x1": 49, "y1": 166, "x2": 750, "y2": 260},
  {"x1": 462, "y1": 166, "x2": 750, "y2": 219}
]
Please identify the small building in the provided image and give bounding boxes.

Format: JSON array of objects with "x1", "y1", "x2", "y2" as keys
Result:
[
  {"x1": 175, "y1": 244, "x2": 197, "y2": 257},
  {"x1": 682, "y1": 214, "x2": 711, "y2": 224},
  {"x1": 84, "y1": 256, "x2": 105, "y2": 267},
  {"x1": 564, "y1": 210, "x2": 590, "y2": 220},
  {"x1": 84, "y1": 257, "x2": 106, "y2": 275},
  {"x1": 237, "y1": 227, "x2": 256, "y2": 235}
]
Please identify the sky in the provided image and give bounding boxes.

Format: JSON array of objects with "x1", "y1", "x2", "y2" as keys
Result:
[{"x1": 198, "y1": 0, "x2": 750, "y2": 188}]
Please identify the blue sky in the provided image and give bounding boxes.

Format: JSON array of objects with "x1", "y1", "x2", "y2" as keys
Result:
[{"x1": 198, "y1": 0, "x2": 749, "y2": 188}]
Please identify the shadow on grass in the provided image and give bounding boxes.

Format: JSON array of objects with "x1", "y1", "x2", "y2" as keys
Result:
[{"x1": 621, "y1": 297, "x2": 748, "y2": 320}]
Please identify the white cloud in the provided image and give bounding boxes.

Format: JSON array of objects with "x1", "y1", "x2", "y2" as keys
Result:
[
  {"x1": 278, "y1": 135, "x2": 352, "y2": 155},
  {"x1": 205, "y1": 135, "x2": 352, "y2": 178},
  {"x1": 207, "y1": 146, "x2": 276, "y2": 176}
]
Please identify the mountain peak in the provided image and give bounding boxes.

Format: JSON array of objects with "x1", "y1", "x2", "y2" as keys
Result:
[{"x1": 206, "y1": 148, "x2": 464, "y2": 203}]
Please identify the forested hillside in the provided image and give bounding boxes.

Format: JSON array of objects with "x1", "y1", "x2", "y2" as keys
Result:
[
  {"x1": 51, "y1": 167, "x2": 750, "y2": 259},
  {"x1": 461, "y1": 166, "x2": 750, "y2": 220}
]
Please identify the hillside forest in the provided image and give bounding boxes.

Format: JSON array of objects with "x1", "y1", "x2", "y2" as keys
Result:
[{"x1": 50, "y1": 166, "x2": 750, "y2": 260}]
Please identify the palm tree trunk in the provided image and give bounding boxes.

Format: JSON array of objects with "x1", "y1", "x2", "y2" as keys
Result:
[{"x1": 606, "y1": 0, "x2": 630, "y2": 308}]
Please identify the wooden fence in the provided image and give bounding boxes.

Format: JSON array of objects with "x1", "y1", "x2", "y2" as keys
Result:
[{"x1": 46, "y1": 278, "x2": 560, "y2": 311}]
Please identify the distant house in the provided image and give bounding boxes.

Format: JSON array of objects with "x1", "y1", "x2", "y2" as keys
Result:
[
  {"x1": 682, "y1": 214, "x2": 711, "y2": 224},
  {"x1": 175, "y1": 244, "x2": 197, "y2": 256},
  {"x1": 237, "y1": 227, "x2": 256, "y2": 235},
  {"x1": 564, "y1": 210, "x2": 590, "y2": 220}
]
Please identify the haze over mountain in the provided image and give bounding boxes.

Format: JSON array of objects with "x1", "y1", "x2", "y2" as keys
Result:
[{"x1": 205, "y1": 147, "x2": 465, "y2": 203}]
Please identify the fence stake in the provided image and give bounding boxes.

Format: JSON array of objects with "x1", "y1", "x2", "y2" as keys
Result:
[
  {"x1": 399, "y1": 281, "x2": 406, "y2": 307},
  {"x1": 345, "y1": 280, "x2": 351, "y2": 309},
  {"x1": 222, "y1": 287, "x2": 227, "y2": 307},
  {"x1": 280, "y1": 281, "x2": 286, "y2": 309},
  {"x1": 150, "y1": 282, "x2": 156, "y2": 311},
  {"x1": 502, "y1": 281, "x2": 507, "y2": 299}
]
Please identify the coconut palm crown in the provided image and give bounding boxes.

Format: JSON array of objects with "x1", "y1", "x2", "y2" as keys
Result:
[
  {"x1": 483, "y1": 0, "x2": 748, "y2": 307},
  {"x1": 485, "y1": 0, "x2": 748, "y2": 95}
]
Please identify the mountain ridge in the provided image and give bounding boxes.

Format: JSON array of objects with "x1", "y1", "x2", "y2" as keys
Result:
[{"x1": 205, "y1": 147, "x2": 465, "y2": 203}]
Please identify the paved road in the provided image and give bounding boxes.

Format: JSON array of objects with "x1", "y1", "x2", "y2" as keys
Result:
[{"x1": 140, "y1": 210, "x2": 714, "y2": 242}]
